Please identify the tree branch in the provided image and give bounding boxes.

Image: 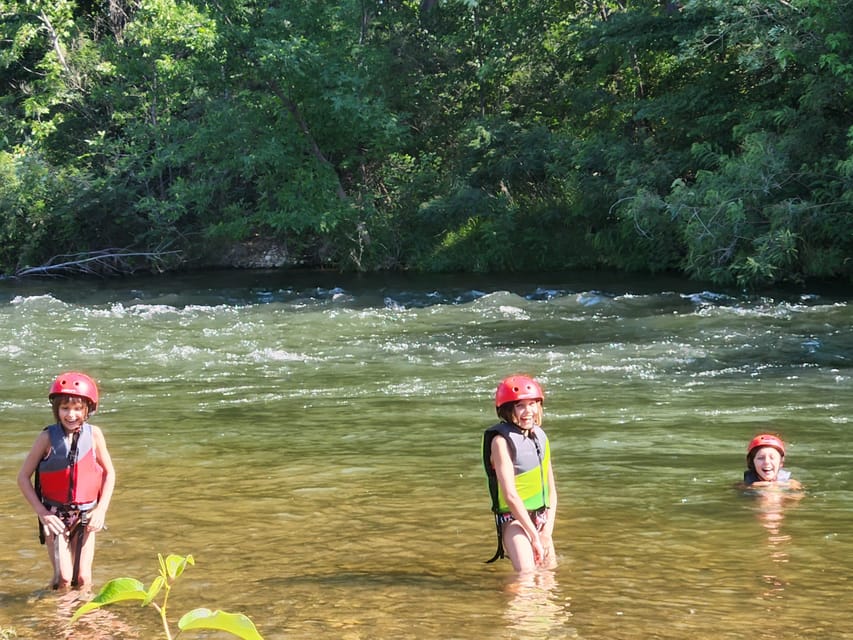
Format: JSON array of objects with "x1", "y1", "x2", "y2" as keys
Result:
[{"x1": 9, "y1": 248, "x2": 183, "y2": 279}]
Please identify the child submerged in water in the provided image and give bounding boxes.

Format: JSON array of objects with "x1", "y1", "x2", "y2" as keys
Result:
[
  {"x1": 740, "y1": 433, "x2": 803, "y2": 569},
  {"x1": 741, "y1": 433, "x2": 802, "y2": 491},
  {"x1": 482, "y1": 375, "x2": 557, "y2": 573},
  {"x1": 17, "y1": 372, "x2": 116, "y2": 590}
]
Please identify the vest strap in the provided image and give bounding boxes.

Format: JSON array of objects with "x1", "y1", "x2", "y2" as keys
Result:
[{"x1": 485, "y1": 513, "x2": 505, "y2": 563}]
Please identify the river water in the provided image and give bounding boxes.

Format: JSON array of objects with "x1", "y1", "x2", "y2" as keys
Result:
[{"x1": 0, "y1": 269, "x2": 850, "y2": 640}]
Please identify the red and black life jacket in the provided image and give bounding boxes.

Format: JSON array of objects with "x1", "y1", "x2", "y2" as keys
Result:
[{"x1": 37, "y1": 423, "x2": 104, "y2": 509}]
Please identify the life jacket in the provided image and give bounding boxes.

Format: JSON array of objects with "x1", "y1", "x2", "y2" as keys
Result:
[
  {"x1": 482, "y1": 422, "x2": 551, "y2": 562},
  {"x1": 37, "y1": 423, "x2": 104, "y2": 509},
  {"x1": 743, "y1": 468, "x2": 791, "y2": 485}
]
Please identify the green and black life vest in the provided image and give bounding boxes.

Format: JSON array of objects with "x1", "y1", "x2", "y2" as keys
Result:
[{"x1": 482, "y1": 422, "x2": 551, "y2": 562}]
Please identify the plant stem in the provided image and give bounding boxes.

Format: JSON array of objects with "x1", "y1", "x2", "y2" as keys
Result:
[{"x1": 152, "y1": 586, "x2": 173, "y2": 639}]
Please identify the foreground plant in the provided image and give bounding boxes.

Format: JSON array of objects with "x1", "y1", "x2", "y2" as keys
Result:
[{"x1": 71, "y1": 553, "x2": 264, "y2": 640}]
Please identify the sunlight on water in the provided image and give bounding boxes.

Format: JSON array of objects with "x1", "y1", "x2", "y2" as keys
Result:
[{"x1": 0, "y1": 270, "x2": 851, "y2": 639}]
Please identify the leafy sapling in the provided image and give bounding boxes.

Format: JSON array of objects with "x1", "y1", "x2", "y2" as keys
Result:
[{"x1": 71, "y1": 553, "x2": 264, "y2": 640}]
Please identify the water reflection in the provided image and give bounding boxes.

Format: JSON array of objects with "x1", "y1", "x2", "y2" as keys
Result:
[
  {"x1": 8, "y1": 588, "x2": 140, "y2": 640},
  {"x1": 746, "y1": 487, "x2": 804, "y2": 629},
  {"x1": 503, "y1": 569, "x2": 576, "y2": 639},
  {"x1": 753, "y1": 490, "x2": 802, "y2": 563}
]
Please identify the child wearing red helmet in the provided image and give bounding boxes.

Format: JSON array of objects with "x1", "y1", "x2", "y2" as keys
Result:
[
  {"x1": 17, "y1": 372, "x2": 116, "y2": 590},
  {"x1": 482, "y1": 375, "x2": 558, "y2": 573},
  {"x1": 743, "y1": 433, "x2": 802, "y2": 490}
]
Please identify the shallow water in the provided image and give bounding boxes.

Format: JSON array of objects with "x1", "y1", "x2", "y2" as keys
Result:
[{"x1": 0, "y1": 269, "x2": 850, "y2": 639}]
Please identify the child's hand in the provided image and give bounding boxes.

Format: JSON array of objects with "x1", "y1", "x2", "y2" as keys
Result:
[
  {"x1": 540, "y1": 533, "x2": 553, "y2": 557},
  {"x1": 531, "y1": 535, "x2": 545, "y2": 565},
  {"x1": 86, "y1": 508, "x2": 106, "y2": 532},
  {"x1": 539, "y1": 532, "x2": 556, "y2": 567},
  {"x1": 39, "y1": 513, "x2": 66, "y2": 537}
]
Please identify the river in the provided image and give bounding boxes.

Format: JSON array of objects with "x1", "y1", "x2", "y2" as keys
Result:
[{"x1": 0, "y1": 269, "x2": 850, "y2": 639}]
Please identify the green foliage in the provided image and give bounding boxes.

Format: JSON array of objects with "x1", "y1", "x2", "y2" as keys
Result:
[
  {"x1": 0, "y1": 0, "x2": 851, "y2": 283},
  {"x1": 0, "y1": 149, "x2": 92, "y2": 269},
  {"x1": 415, "y1": 188, "x2": 516, "y2": 272},
  {"x1": 71, "y1": 553, "x2": 264, "y2": 640},
  {"x1": 596, "y1": 189, "x2": 683, "y2": 273},
  {"x1": 664, "y1": 134, "x2": 804, "y2": 285}
]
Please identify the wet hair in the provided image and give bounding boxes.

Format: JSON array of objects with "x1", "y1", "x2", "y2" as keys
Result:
[
  {"x1": 50, "y1": 394, "x2": 92, "y2": 424},
  {"x1": 497, "y1": 399, "x2": 542, "y2": 427}
]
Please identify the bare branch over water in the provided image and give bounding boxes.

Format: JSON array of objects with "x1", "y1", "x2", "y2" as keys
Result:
[{"x1": 8, "y1": 248, "x2": 183, "y2": 279}]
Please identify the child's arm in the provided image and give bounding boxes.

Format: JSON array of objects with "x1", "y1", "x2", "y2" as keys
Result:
[
  {"x1": 17, "y1": 432, "x2": 66, "y2": 537},
  {"x1": 87, "y1": 425, "x2": 115, "y2": 531}
]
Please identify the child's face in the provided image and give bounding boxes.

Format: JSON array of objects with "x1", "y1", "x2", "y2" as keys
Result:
[
  {"x1": 752, "y1": 446, "x2": 784, "y2": 482},
  {"x1": 511, "y1": 399, "x2": 542, "y2": 430},
  {"x1": 57, "y1": 397, "x2": 89, "y2": 433}
]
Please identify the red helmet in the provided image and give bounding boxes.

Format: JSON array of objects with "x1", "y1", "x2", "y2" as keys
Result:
[
  {"x1": 747, "y1": 433, "x2": 785, "y2": 459},
  {"x1": 495, "y1": 375, "x2": 544, "y2": 408},
  {"x1": 49, "y1": 372, "x2": 99, "y2": 411}
]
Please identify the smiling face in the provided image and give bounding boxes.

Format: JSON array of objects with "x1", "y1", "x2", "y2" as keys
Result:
[
  {"x1": 510, "y1": 398, "x2": 542, "y2": 431},
  {"x1": 751, "y1": 446, "x2": 784, "y2": 482},
  {"x1": 54, "y1": 395, "x2": 90, "y2": 433}
]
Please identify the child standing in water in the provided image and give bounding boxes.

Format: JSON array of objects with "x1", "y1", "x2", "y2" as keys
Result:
[
  {"x1": 17, "y1": 372, "x2": 116, "y2": 590},
  {"x1": 483, "y1": 375, "x2": 557, "y2": 573},
  {"x1": 742, "y1": 433, "x2": 802, "y2": 490}
]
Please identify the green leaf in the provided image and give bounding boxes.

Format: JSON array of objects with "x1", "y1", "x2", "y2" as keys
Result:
[
  {"x1": 164, "y1": 553, "x2": 194, "y2": 580},
  {"x1": 143, "y1": 574, "x2": 166, "y2": 606},
  {"x1": 178, "y1": 608, "x2": 264, "y2": 640},
  {"x1": 70, "y1": 578, "x2": 147, "y2": 622}
]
